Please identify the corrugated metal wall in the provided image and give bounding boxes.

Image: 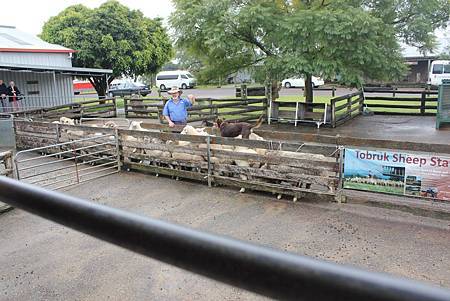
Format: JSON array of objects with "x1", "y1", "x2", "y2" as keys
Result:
[
  {"x1": 0, "y1": 52, "x2": 71, "y2": 67},
  {"x1": 0, "y1": 70, "x2": 74, "y2": 109}
]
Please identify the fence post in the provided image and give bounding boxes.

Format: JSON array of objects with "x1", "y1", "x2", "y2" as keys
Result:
[
  {"x1": 56, "y1": 123, "x2": 61, "y2": 159},
  {"x1": 124, "y1": 98, "x2": 128, "y2": 118},
  {"x1": 241, "y1": 84, "x2": 247, "y2": 100},
  {"x1": 359, "y1": 92, "x2": 364, "y2": 114},
  {"x1": 206, "y1": 136, "x2": 212, "y2": 187},
  {"x1": 331, "y1": 99, "x2": 336, "y2": 128},
  {"x1": 332, "y1": 87, "x2": 336, "y2": 97},
  {"x1": 265, "y1": 83, "x2": 272, "y2": 123},
  {"x1": 209, "y1": 98, "x2": 214, "y2": 119},
  {"x1": 346, "y1": 96, "x2": 351, "y2": 119},
  {"x1": 420, "y1": 92, "x2": 426, "y2": 115},
  {"x1": 115, "y1": 128, "x2": 121, "y2": 172},
  {"x1": 112, "y1": 97, "x2": 117, "y2": 117}
]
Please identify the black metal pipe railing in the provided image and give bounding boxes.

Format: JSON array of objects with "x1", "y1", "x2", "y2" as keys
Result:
[{"x1": 0, "y1": 176, "x2": 449, "y2": 301}]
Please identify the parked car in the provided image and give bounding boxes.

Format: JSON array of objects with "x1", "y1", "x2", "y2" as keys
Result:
[
  {"x1": 156, "y1": 70, "x2": 196, "y2": 91},
  {"x1": 108, "y1": 81, "x2": 151, "y2": 97},
  {"x1": 282, "y1": 76, "x2": 325, "y2": 88},
  {"x1": 428, "y1": 60, "x2": 450, "y2": 87}
]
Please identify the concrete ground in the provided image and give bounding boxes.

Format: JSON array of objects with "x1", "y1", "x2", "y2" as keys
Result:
[
  {"x1": 263, "y1": 115, "x2": 450, "y2": 145},
  {"x1": 1, "y1": 172, "x2": 450, "y2": 300}
]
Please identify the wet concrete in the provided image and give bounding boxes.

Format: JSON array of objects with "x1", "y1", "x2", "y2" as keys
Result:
[
  {"x1": 1, "y1": 172, "x2": 450, "y2": 300},
  {"x1": 263, "y1": 115, "x2": 450, "y2": 145}
]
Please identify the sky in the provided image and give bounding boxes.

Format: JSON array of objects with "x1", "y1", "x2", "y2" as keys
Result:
[
  {"x1": 0, "y1": 0, "x2": 448, "y2": 57},
  {"x1": 0, "y1": 0, "x2": 174, "y2": 35}
]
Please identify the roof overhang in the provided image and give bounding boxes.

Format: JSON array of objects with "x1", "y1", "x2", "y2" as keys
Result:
[
  {"x1": 0, "y1": 62, "x2": 112, "y2": 77},
  {"x1": 0, "y1": 48, "x2": 77, "y2": 53},
  {"x1": 404, "y1": 55, "x2": 439, "y2": 62}
]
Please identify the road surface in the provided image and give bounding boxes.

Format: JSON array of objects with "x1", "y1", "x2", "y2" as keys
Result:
[{"x1": 1, "y1": 172, "x2": 450, "y2": 300}]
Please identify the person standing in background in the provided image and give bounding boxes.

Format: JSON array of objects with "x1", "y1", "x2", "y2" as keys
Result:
[
  {"x1": 162, "y1": 86, "x2": 196, "y2": 127},
  {"x1": 0, "y1": 80, "x2": 7, "y2": 112},
  {"x1": 7, "y1": 81, "x2": 21, "y2": 111}
]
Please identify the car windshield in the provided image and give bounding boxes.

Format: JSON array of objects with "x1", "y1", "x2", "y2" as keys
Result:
[
  {"x1": 186, "y1": 74, "x2": 194, "y2": 78},
  {"x1": 432, "y1": 64, "x2": 444, "y2": 74}
]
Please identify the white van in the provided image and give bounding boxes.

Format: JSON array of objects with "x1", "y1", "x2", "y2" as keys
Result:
[
  {"x1": 155, "y1": 70, "x2": 196, "y2": 91},
  {"x1": 428, "y1": 60, "x2": 450, "y2": 86}
]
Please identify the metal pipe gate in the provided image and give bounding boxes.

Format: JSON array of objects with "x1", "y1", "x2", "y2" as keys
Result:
[
  {"x1": 14, "y1": 134, "x2": 120, "y2": 190},
  {"x1": 0, "y1": 176, "x2": 449, "y2": 301}
]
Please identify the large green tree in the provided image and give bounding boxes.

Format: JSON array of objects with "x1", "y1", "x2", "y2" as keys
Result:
[
  {"x1": 41, "y1": 0, "x2": 172, "y2": 96},
  {"x1": 171, "y1": 0, "x2": 450, "y2": 102}
]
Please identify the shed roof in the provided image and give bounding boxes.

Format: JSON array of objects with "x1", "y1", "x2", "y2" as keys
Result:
[
  {"x1": 0, "y1": 62, "x2": 112, "y2": 77},
  {"x1": 0, "y1": 25, "x2": 75, "y2": 53}
]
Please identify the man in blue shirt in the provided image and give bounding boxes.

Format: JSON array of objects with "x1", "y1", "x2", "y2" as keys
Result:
[{"x1": 162, "y1": 86, "x2": 196, "y2": 127}]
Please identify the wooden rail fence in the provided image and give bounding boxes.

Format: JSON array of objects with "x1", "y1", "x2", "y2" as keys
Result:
[
  {"x1": 124, "y1": 97, "x2": 268, "y2": 123},
  {"x1": 0, "y1": 150, "x2": 14, "y2": 212},
  {"x1": 5, "y1": 98, "x2": 117, "y2": 120},
  {"x1": 14, "y1": 120, "x2": 343, "y2": 203},
  {"x1": 363, "y1": 88, "x2": 438, "y2": 115},
  {"x1": 330, "y1": 91, "x2": 364, "y2": 127}
]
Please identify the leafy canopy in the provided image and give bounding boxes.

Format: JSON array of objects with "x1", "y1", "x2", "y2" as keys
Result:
[
  {"x1": 41, "y1": 0, "x2": 172, "y2": 94},
  {"x1": 171, "y1": 0, "x2": 450, "y2": 85}
]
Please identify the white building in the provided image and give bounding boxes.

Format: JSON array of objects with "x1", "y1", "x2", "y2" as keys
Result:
[{"x1": 0, "y1": 25, "x2": 112, "y2": 109}]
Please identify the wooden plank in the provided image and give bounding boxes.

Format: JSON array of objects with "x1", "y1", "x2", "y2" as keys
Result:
[
  {"x1": 82, "y1": 103, "x2": 115, "y2": 110},
  {"x1": 364, "y1": 96, "x2": 437, "y2": 102},
  {"x1": 121, "y1": 141, "x2": 208, "y2": 157},
  {"x1": 213, "y1": 175, "x2": 335, "y2": 201},
  {"x1": 125, "y1": 163, "x2": 335, "y2": 202},
  {"x1": 15, "y1": 131, "x2": 57, "y2": 139},
  {"x1": 14, "y1": 124, "x2": 57, "y2": 134},
  {"x1": 365, "y1": 104, "x2": 425, "y2": 109},
  {"x1": 363, "y1": 89, "x2": 438, "y2": 95},
  {"x1": 209, "y1": 149, "x2": 336, "y2": 171},
  {"x1": 77, "y1": 98, "x2": 115, "y2": 105},
  {"x1": 126, "y1": 162, "x2": 208, "y2": 182},
  {"x1": 120, "y1": 129, "x2": 337, "y2": 155},
  {"x1": 15, "y1": 136, "x2": 58, "y2": 149},
  {"x1": 331, "y1": 91, "x2": 362, "y2": 103},
  {"x1": 213, "y1": 164, "x2": 337, "y2": 189},
  {"x1": 0, "y1": 169, "x2": 13, "y2": 176}
]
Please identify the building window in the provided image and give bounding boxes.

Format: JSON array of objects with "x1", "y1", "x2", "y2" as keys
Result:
[{"x1": 26, "y1": 80, "x2": 39, "y2": 85}]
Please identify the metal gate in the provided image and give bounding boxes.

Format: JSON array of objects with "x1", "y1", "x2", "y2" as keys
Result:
[{"x1": 14, "y1": 134, "x2": 120, "y2": 190}]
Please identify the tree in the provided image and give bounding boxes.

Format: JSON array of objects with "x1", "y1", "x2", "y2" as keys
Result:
[
  {"x1": 41, "y1": 0, "x2": 172, "y2": 97},
  {"x1": 171, "y1": 0, "x2": 450, "y2": 102}
]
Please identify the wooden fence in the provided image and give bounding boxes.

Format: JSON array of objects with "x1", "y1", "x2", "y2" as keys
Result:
[
  {"x1": 268, "y1": 91, "x2": 362, "y2": 128},
  {"x1": 6, "y1": 98, "x2": 117, "y2": 120},
  {"x1": 330, "y1": 91, "x2": 364, "y2": 127},
  {"x1": 0, "y1": 150, "x2": 14, "y2": 212},
  {"x1": 0, "y1": 151, "x2": 13, "y2": 178},
  {"x1": 269, "y1": 101, "x2": 331, "y2": 128},
  {"x1": 124, "y1": 97, "x2": 268, "y2": 123},
  {"x1": 363, "y1": 88, "x2": 438, "y2": 115},
  {"x1": 14, "y1": 120, "x2": 343, "y2": 203}
]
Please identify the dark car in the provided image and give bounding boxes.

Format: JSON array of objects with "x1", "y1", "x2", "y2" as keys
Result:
[{"x1": 108, "y1": 81, "x2": 151, "y2": 97}]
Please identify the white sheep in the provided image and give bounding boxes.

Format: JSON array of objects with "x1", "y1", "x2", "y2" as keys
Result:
[
  {"x1": 60, "y1": 117, "x2": 75, "y2": 125},
  {"x1": 103, "y1": 121, "x2": 119, "y2": 129},
  {"x1": 128, "y1": 121, "x2": 147, "y2": 131}
]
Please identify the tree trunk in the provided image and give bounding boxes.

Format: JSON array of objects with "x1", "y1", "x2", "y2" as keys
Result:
[
  {"x1": 88, "y1": 76, "x2": 114, "y2": 103},
  {"x1": 305, "y1": 74, "x2": 313, "y2": 104}
]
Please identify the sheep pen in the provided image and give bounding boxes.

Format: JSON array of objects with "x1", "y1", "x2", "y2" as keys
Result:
[{"x1": 13, "y1": 118, "x2": 343, "y2": 203}]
